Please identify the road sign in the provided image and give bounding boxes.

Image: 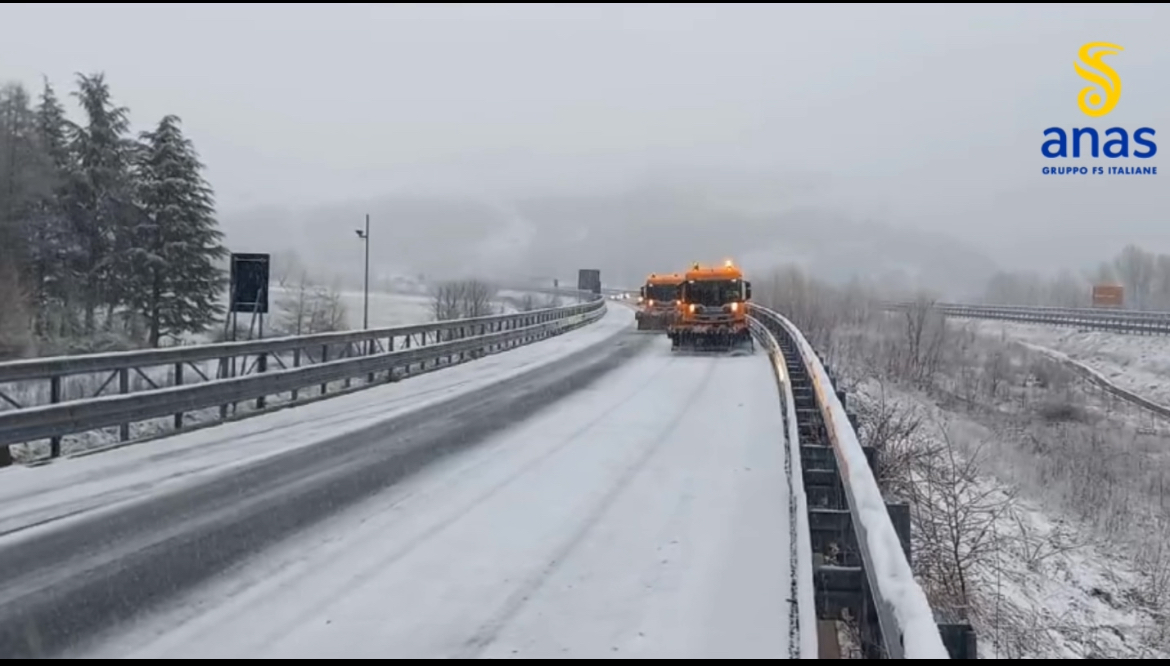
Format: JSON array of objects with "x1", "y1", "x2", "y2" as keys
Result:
[{"x1": 230, "y1": 253, "x2": 270, "y2": 314}]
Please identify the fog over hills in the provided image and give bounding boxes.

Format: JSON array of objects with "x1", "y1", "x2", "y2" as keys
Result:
[{"x1": 220, "y1": 173, "x2": 1000, "y2": 298}]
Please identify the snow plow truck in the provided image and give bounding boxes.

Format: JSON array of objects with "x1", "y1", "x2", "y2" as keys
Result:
[
  {"x1": 635, "y1": 273, "x2": 684, "y2": 331},
  {"x1": 668, "y1": 260, "x2": 754, "y2": 354}
]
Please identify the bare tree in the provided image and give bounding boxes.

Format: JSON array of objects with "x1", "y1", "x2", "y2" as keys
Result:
[
  {"x1": 430, "y1": 281, "x2": 464, "y2": 322},
  {"x1": 1114, "y1": 244, "x2": 1156, "y2": 310},
  {"x1": 461, "y1": 279, "x2": 497, "y2": 318},
  {"x1": 900, "y1": 295, "x2": 947, "y2": 385},
  {"x1": 908, "y1": 422, "x2": 1015, "y2": 612},
  {"x1": 1153, "y1": 255, "x2": 1170, "y2": 310},
  {"x1": 272, "y1": 273, "x2": 348, "y2": 336},
  {"x1": 430, "y1": 279, "x2": 499, "y2": 322}
]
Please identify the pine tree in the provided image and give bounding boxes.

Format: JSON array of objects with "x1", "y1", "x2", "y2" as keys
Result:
[
  {"x1": 28, "y1": 79, "x2": 79, "y2": 335},
  {"x1": 0, "y1": 84, "x2": 46, "y2": 353},
  {"x1": 0, "y1": 84, "x2": 40, "y2": 260},
  {"x1": 133, "y1": 114, "x2": 226, "y2": 346},
  {"x1": 70, "y1": 72, "x2": 137, "y2": 333}
]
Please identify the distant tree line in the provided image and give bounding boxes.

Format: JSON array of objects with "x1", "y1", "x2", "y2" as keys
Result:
[
  {"x1": 982, "y1": 244, "x2": 1170, "y2": 310},
  {"x1": 0, "y1": 73, "x2": 226, "y2": 359}
]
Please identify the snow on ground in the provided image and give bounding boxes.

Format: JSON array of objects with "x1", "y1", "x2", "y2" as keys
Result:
[
  {"x1": 0, "y1": 306, "x2": 633, "y2": 539},
  {"x1": 178, "y1": 286, "x2": 530, "y2": 346},
  {"x1": 852, "y1": 379, "x2": 1170, "y2": 659},
  {"x1": 79, "y1": 339, "x2": 795, "y2": 659},
  {"x1": 965, "y1": 319, "x2": 1170, "y2": 409},
  {"x1": 332, "y1": 289, "x2": 437, "y2": 329}
]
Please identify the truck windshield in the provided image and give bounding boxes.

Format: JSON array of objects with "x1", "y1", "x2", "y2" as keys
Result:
[
  {"x1": 644, "y1": 284, "x2": 679, "y2": 302},
  {"x1": 683, "y1": 280, "x2": 741, "y2": 306}
]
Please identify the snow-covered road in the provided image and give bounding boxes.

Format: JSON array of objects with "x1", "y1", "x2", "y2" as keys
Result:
[
  {"x1": 0, "y1": 305, "x2": 633, "y2": 540},
  {"x1": 79, "y1": 338, "x2": 792, "y2": 659}
]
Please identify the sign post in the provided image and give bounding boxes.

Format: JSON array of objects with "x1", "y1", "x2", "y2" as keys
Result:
[{"x1": 227, "y1": 253, "x2": 270, "y2": 410}]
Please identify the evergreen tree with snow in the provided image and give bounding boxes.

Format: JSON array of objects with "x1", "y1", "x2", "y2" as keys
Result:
[
  {"x1": 28, "y1": 79, "x2": 80, "y2": 335},
  {"x1": 132, "y1": 114, "x2": 227, "y2": 346},
  {"x1": 70, "y1": 72, "x2": 138, "y2": 333},
  {"x1": 0, "y1": 84, "x2": 41, "y2": 353}
]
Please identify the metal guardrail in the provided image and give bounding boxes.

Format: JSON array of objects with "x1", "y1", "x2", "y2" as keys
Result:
[
  {"x1": 883, "y1": 301, "x2": 1170, "y2": 335},
  {"x1": 747, "y1": 315, "x2": 818, "y2": 658},
  {"x1": 749, "y1": 304, "x2": 951, "y2": 660},
  {"x1": 0, "y1": 294, "x2": 606, "y2": 457}
]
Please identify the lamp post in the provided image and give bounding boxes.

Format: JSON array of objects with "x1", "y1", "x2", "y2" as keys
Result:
[{"x1": 354, "y1": 214, "x2": 370, "y2": 332}]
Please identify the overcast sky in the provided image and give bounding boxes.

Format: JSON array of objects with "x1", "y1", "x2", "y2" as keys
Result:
[{"x1": 2, "y1": 3, "x2": 1168, "y2": 274}]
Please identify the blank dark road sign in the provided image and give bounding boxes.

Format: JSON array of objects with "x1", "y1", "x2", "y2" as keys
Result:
[{"x1": 230, "y1": 253, "x2": 270, "y2": 314}]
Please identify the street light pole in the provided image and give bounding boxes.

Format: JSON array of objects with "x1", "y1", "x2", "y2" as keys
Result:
[
  {"x1": 355, "y1": 215, "x2": 371, "y2": 368},
  {"x1": 363, "y1": 213, "x2": 370, "y2": 331},
  {"x1": 355, "y1": 214, "x2": 370, "y2": 331}
]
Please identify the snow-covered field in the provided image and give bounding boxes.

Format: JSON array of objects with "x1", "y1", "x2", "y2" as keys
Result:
[
  {"x1": 964, "y1": 320, "x2": 1170, "y2": 409},
  {"x1": 852, "y1": 380, "x2": 1170, "y2": 659},
  {"x1": 75, "y1": 337, "x2": 796, "y2": 659},
  {"x1": 332, "y1": 289, "x2": 438, "y2": 329},
  {"x1": 835, "y1": 314, "x2": 1170, "y2": 658}
]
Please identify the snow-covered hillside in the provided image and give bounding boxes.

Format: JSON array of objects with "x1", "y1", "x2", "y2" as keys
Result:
[{"x1": 964, "y1": 320, "x2": 1170, "y2": 409}]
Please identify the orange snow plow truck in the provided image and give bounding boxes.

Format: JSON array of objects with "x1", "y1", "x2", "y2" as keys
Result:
[
  {"x1": 636, "y1": 273, "x2": 684, "y2": 331},
  {"x1": 668, "y1": 260, "x2": 754, "y2": 353}
]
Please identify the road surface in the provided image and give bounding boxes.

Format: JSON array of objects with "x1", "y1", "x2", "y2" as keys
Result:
[
  {"x1": 0, "y1": 311, "x2": 793, "y2": 659},
  {"x1": 82, "y1": 338, "x2": 792, "y2": 659}
]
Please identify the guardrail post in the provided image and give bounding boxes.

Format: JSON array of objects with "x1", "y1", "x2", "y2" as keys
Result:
[
  {"x1": 255, "y1": 351, "x2": 267, "y2": 409},
  {"x1": 367, "y1": 337, "x2": 376, "y2": 384},
  {"x1": 936, "y1": 613, "x2": 979, "y2": 658},
  {"x1": 119, "y1": 368, "x2": 130, "y2": 441},
  {"x1": 320, "y1": 344, "x2": 329, "y2": 395},
  {"x1": 343, "y1": 343, "x2": 353, "y2": 389},
  {"x1": 173, "y1": 363, "x2": 184, "y2": 430},
  {"x1": 50, "y1": 376, "x2": 62, "y2": 457},
  {"x1": 291, "y1": 348, "x2": 301, "y2": 400},
  {"x1": 886, "y1": 502, "x2": 911, "y2": 561},
  {"x1": 219, "y1": 357, "x2": 229, "y2": 418}
]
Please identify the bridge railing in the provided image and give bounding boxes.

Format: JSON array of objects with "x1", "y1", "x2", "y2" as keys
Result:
[
  {"x1": 747, "y1": 315, "x2": 819, "y2": 658},
  {"x1": 750, "y1": 304, "x2": 952, "y2": 659},
  {"x1": 883, "y1": 301, "x2": 1170, "y2": 335},
  {"x1": 0, "y1": 294, "x2": 606, "y2": 461}
]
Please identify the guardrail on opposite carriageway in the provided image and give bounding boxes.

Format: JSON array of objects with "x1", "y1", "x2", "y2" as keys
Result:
[
  {"x1": 0, "y1": 293, "x2": 606, "y2": 462},
  {"x1": 882, "y1": 301, "x2": 1170, "y2": 335}
]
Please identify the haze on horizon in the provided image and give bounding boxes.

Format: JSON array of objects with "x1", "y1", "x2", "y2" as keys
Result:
[{"x1": 2, "y1": 3, "x2": 1168, "y2": 292}]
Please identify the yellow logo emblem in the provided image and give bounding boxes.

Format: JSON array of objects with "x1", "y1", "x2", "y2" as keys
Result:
[{"x1": 1075, "y1": 42, "x2": 1123, "y2": 117}]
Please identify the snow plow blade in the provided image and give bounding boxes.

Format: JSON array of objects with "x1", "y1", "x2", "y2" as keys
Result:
[
  {"x1": 669, "y1": 329, "x2": 755, "y2": 355},
  {"x1": 635, "y1": 311, "x2": 673, "y2": 331}
]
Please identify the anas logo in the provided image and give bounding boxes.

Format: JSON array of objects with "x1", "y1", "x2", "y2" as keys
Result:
[
  {"x1": 1075, "y1": 42, "x2": 1123, "y2": 117},
  {"x1": 1042, "y1": 42, "x2": 1156, "y2": 175}
]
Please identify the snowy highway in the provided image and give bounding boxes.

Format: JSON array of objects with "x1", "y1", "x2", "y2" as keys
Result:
[{"x1": 0, "y1": 307, "x2": 795, "y2": 659}]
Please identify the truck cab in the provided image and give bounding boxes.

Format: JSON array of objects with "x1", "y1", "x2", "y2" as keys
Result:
[
  {"x1": 669, "y1": 260, "x2": 753, "y2": 352},
  {"x1": 636, "y1": 273, "x2": 683, "y2": 331}
]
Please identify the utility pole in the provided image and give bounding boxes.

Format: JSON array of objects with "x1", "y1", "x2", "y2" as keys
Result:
[{"x1": 355, "y1": 214, "x2": 370, "y2": 331}]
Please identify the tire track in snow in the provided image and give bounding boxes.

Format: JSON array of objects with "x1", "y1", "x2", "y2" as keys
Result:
[
  {"x1": 456, "y1": 356, "x2": 719, "y2": 658},
  {"x1": 241, "y1": 348, "x2": 683, "y2": 647}
]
